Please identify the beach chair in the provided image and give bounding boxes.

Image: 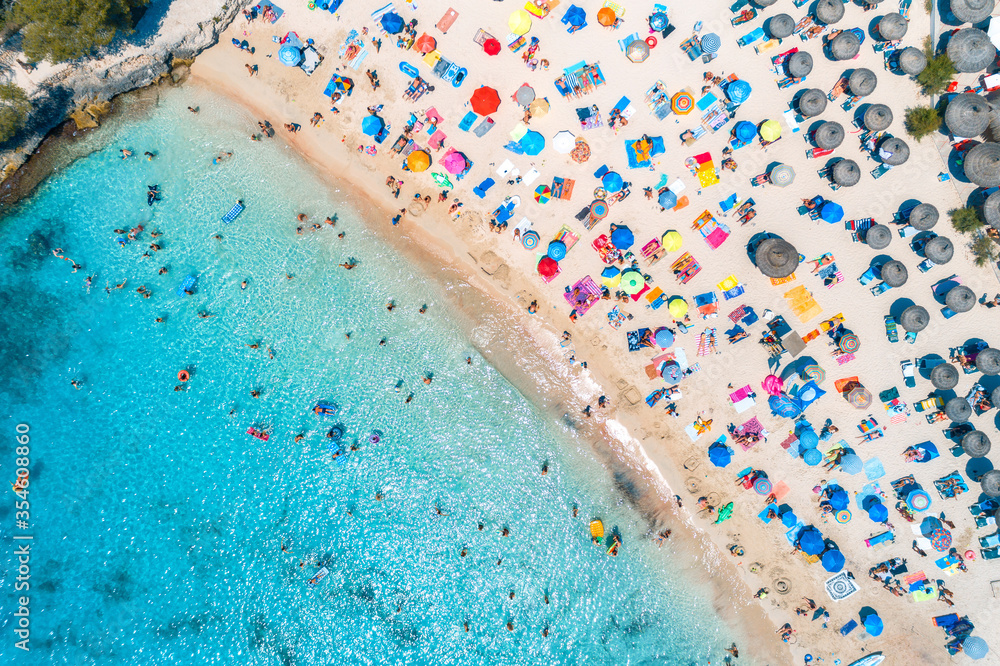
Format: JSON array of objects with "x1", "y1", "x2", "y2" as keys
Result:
[
  {"x1": 982, "y1": 546, "x2": 1000, "y2": 559},
  {"x1": 474, "y1": 118, "x2": 495, "y2": 137},
  {"x1": 738, "y1": 27, "x2": 766, "y2": 47},
  {"x1": 884, "y1": 315, "x2": 899, "y2": 343},
  {"x1": 459, "y1": 112, "x2": 477, "y2": 131},
  {"x1": 900, "y1": 359, "x2": 915, "y2": 387},
  {"x1": 980, "y1": 533, "x2": 1000, "y2": 548}
]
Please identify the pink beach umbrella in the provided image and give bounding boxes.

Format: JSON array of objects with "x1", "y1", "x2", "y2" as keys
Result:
[
  {"x1": 442, "y1": 152, "x2": 467, "y2": 174},
  {"x1": 762, "y1": 375, "x2": 784, "y2": 396}
]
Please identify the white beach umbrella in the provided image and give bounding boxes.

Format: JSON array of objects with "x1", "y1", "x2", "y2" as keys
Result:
[{"x1": 552, "y1": 130, "x2": 576, "y2": 154}]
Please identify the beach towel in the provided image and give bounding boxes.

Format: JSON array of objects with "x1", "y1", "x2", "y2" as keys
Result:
[
  {"x1": 428, "y1": 130, "x2": 447, "y2": 150},
  {"x1": 864, "y1": 457, "x2": 886, "y2": 480},
  {"x1": 551, "y1": 177, "x2": 575, "y2": 200},
  {"x1": 695, "y1": 292, "x2": 719, "y2": 318},
  {"x1": 256, "y1": 0, "x2": 284, "y2": 22},
  {"x1": 474, "y1": 118, "x2": 495, "y2": 137},
  {"x1": 565, "y1": 276, "x2": 602, "y2": 315},
  {"x1": 626, "y1": 328, "x2": 652, "y2": 351},
  {"x1": 607, "y1": 306, "x2": 627, "y2": 329},
  {"x1": 437, "y1": 8, "x2": 459, "y2": 33},
  {"x1": 717, "y1": 275, "x2": 745, "y2": 300}
]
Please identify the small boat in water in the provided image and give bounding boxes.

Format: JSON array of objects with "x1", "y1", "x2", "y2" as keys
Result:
[
  {"x1": 846, "y1": 653, "x2": 884, "y2": 666},
  {"x1": 589, "y1": 519, "x2": 604, "y2": 545}
]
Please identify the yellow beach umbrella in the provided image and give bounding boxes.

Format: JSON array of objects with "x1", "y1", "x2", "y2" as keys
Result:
[
  {"x1": 662, "y1": 230, "x2": 683, "y2": 252},
  {"x1": 760, "y1": 119, "x2": 782, "y2": 142},
  {"x1": 509, "y1": 10, "x2": 532, "y2": 35},
  {"x1": 528, "y1": 98, "x2": 550, "y2": 118},
  {"x1": 668, "y1": 297, "x2": 688, "y2": 319},
  {"x1": 407, "y1": 150, "x2": 430, "y2": 172}
]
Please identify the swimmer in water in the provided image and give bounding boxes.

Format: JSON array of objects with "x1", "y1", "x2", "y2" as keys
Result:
[
  {"x1": 70, "y1": 379, "x2": 81, "y2": 389},
  {"x1": 324, "y1": 216, "x2": 336, "y2": 226},
  {"x1": 159, "y1": 267, "x2": 168, "y2": 275},
  {"x1": 501, "y1": 527, "x2": 510, "y2": 537},
  {"x1": 339, "y1": 259, "x2": 358, "y2": 269},
  {"x1": 423, "y1": 375, "x2": 432, "y2": 385},
  {"x1": 144, "y1": 151, "x2": 155, "y2": 160},
  {"x1": 250, "y1": 390, "x2": 260, "y2": 398},
  {"x1": 405, "y1": 393, "x2": 413, "y2": 404},
  {"x1": 294, "y1": 433, "x2": 304, "y2": 442},
  {"x1": 120, "y1": 149, "x2": 132, "y2": 159},
  {"x1": 541, "y1": 463, "x2": 548, "y2": 476},
  {"x1": 379, "y1": 338, "x2": 387, "y2": 346},
  {"x1": 197, "y1": 311, "x2": 213, "y2": 319},
  {"x1": 460, "y1": 548, "x2": 467, "y2": 557},
  {"x1": 247, "y1": 343, "x2": 259, "y2": 349},
  {"x1": 155, "y1": 317, "x2": 165, "y2": 323},
  {"x1": 241, "y1": 280, "x2": 248, "y2": 290},
  {"x1": 297, "y1": 213, "x2": 307, "y2": 222},
  {"x1": 386, "y1": 301, "x2": 395, "y2": 312},
  {"x1": 466, "y1": 356, "x2": 472, "y2": 364},
  {"x1": 419, "y1": 305, "x2": 427, "y2": 314}
]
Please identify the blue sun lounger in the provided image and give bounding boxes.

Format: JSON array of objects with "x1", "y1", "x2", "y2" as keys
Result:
[
  {"x1": 222, "y1": 201, "x2": 245, "y2": 224},
  {"x1": 459, "y1": 112, "x2": 477, "y2": 131}
]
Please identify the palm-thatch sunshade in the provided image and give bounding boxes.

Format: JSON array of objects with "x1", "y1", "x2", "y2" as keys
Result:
[
  {"x1": 787, "y1": 52, "x2": 814, "y2": 78},
  {"x1": 961, "y1": 430, "x2": 991, "y2": 458},
  {"x1": 976, "y1": 347, "x2": 1000, "y2": 375},
  {"x1": 878, "y1": 13, "x2": 908, "y2": 41},
  {"x1": 930, "y1": 362, "x2": 960, "y2": 390},
  {"x1": 878, "y1": 137, "x2": 910, "y2": 165},
  {"x1": 815, "y1": 121, "x2": 845, "y2": 149},
  {"x1": 899, "y1": 304, "x2": 928, "y2": 331},
  {"x1": 950, "y1": 0, "x2": 995, "y2": 25},
  {"x1": 925, "y1": 236, "x2": 954, "y2": 264},
  {"x1": 831, "y1": 31, "x2": 861, "y2": 60},
  {"x1": 755, "y1": 0, "x2": 778, "y2": 6},
  {"x1": 983, "y1": 190, "x2": 1000, "y2": 229},
  {"x1": 945, "y1": 285, "x2": 976, "y2": 312},
  {"x1": 963, "y1": 141, "x2": 1000, "y2": 187},
  {"x1": 881, "y1": 260, "x2": 908, "y2": 286},
  {"x1": 993, "y1": 386, "x2": 1000, "y2": 407},
  {"x1": 816, "y1": 0, "x2": 845, "y2": 24},
  {"x1": 799, "y1": 89, "x2": 828, "y2": 117},
  {"x1": 898, "y1": 47, "x2": 927, "y2": 75},
  {"x1": 945, "y1": 396, "x2": 973, "y2": 422},
  {"x1": 908, "y1": 203, "x2": 939, "y2": 230},
  {"x1": 945, "y1": 93, "x2": 992, "y2": 137},
  {"x1": 864, "y1": 104, "x2": 893, "y2": 131},
  {"x1": 754, "y1": 237, "x2": 799, "y2": 278},
  {"x1": 947, "y1": 28, "x2": 996, "y2": 73},
  {"x1": 832, "y1": 159, "x2": 861, "y2": 186},
  {"x1": 982, "y1": 469, "x2": 1000, "y2": 498},
  {"x1": 865, "y1": 224, "x2": 892, "y2": 249},
  {"x1": 849, "y1": 68, "x2": 877, "y2": 96},
  {"x1": 769, "y1": 14, "x2": 796, "y2": 39}
]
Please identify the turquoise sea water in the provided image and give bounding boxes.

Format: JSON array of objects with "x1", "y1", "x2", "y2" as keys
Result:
[{"x1": 0, "y1": 89, "x2": 747, "y2": 664}]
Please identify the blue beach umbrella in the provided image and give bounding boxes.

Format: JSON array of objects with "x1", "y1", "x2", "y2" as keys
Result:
[
  {"x1": 868, "y1": 502, "x2": 889, "y2": 522},
  {"x1": 768, "y1": 394, "x2": 802, "y2": 418},
  {"x1": 611, "y1": 225, "x2": 634, "y2": 249},
  {"x1": 820, "y1": 201, "x2": 844, "y2": 223},
  {"x1": 601, "y1": 266, "x2": 620, "y2": 280},
  {"x1": 381, "y1": 12, "x2": 405, "y2": 34},
  {"x1": 907, "y1": 489, "x2": 931, "y2": 512},
  {"x1": 803, "y1": 448, "x2": 823, "y2": 466},
  {"x1": 602, "y1": 171, "x2": 624, "y2": 193},
  {"x1": 565, "y1": 5, "x2": 586, "y2": 27},
  {"x1": 278, "y1": 45, "x2": 303, "y2": 67},
  {"x1": 963, "y1": 636, "x2": 989, "y2": 660},
  {"x1": 708, "y1": 443, "x2": 733, "y2": 467},
  {"x1": 727, "y1": 80, "x2": 752, "y2": 104},
  {"x1": 649, "y1": 11, "x2": 669, "y2": 31},
  {"x1": 839, "y1": 453, "x2": 863, "y2": 474},
  {"x1": 520, "y1": 130, "x2": 545, "y2": 155},
  {"x1": 798, "y1": 428, "x2": 819, "y2": 449},
  {"x1": 658, "y1": 189, "x2": 677, "y2": 208},
  {"x1": 799, "y1": 528, "x2": 825, "y2": 555},
  {"x1": 863, "y1": 613, "x2": 884, "y2": 637},
  {"x1": 822, "y1": 548, "x2": 845, "y2": 572},
  {"x1": 829, "y1": 489, "x2": 849, "y2": 510},
  {"x1": 361, "y1": 115, "x2": 384, "y2": 136},
  {"x1": 654, "y1": 327, "x2": 674, "y2": 348},
  {"x1": 781, "y1": 511, "x2": 798, "y2": 527},
  {"x1": 547, "y1": 240, "x2": 567, "y2": 261},
  {"x1": 734, "y1": 120, "x2": 756, "y2": 142},
  {"x1": 701, "y1": 33, "x2": 722, "y2": 53}
]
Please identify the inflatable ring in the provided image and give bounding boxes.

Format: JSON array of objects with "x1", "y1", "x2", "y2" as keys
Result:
[
  {"x1": 965, "y1": 549, "x2": 976, "y2": 560},
  {"x1": 646, "y1": 36, "x2": 657, "y2": 48},
  {"x1": 178, "y1": 370, "x2": 190, "y2": 382},
  {"x1": 369, "y1": 434, "x2": 381, "y2": 445},
  {"x1": 308, "y1": 2, "x2": 315, "y2": 9}
]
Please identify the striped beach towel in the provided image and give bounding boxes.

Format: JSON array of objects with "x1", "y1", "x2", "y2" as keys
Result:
[
  {"x1": 728, "y1": 305, "x2": 747, "y2": 323},
  {"x1": 696, "y1": 331, "x2": 710, "y2": 356},
  {"x1": 835, "y1": 353, "x2": 855, "y2": 365}
]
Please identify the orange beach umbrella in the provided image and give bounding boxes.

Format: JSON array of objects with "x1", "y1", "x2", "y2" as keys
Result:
[
  {"x1": 470, "y1": 86, "x2": 501, "y2": 115},
  {"x1": 407, "y1": 150, "x2": 431, "y2": 172},
  {"x1": 415, "y1": 34, "x2": 436, "y2": 54},
  {"x1": 597, "y1": 7, "x2": 617, "y2": 26}
]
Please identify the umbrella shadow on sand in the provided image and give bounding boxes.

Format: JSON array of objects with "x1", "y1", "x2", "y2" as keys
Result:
[
  {"x1": 966, "y1": 457, "x2": 994, "y2": 483},
  {"x1": 778, "y1": 355, "x2": 821, "y2": 382},
  {"x1": 947, "y1": 147, "x2": 975, "y2": 184},
  {"x1": 888, "y1": 296, "x2": 917, "y2": 319},
  {"x1": 916, "y1": 353, "x2": 946, "y2": 380}
]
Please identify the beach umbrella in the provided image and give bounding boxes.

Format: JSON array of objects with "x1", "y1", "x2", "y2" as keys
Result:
[
  {"x1": 829, "y1": 490, "x2": 849, "y2": 510},
  {"x1": 799, "y1": 529, "x2": 825, "y2": 555},
  {"x1": 836, "y1": 509, "x2": 852, "y2": 523},
  {"x1": 671, "y1": 91, "x2": 695, "y2": 115},
  {"x1": 815, "y1": 121, "x2": 845, "y2": 150},
  {"x1": 654, "y1": 327, "x2": 675, "y2": 348},
  {"x1": 552, "y1": 130, "x2": 576, "y2": 153},
  {"x1": 546, "y1": 240, "x2": 566, "y2": 261},
  {"x1": 816, "y1": 0, "x2": 845, "y2": 24},
  {"x1": 847, "y1": 384, "x2": 872, "y2": 408},
  {"x1": 620, "y1": 271, "x2": 645, "y2": 294},
  {"x1": 668, "y1": 297, "x2": 688, "y2": 318},
  {"x1": 589, "y1": 199, "x2": 609, "y2": 220},
  {"x1": 663, "y1": 230, "x2": 683, "y2": 251},
  {"x1": 962, "y1": 636, "x2": 990, "y2": 661},
  {"x1": 864, "y1": 104, "x2": 894, "y2": 131},
  {"x1": 649, "y1": 11, "x2": 669, "y2": 31},
  {"x1": 994, "y1": 385, "x2": 1000, "y2": 407},
  {"x1": 804, "y1": 448, "x2": 823, "y2": 465},
  {"x1": 982, "y1": 469, "x2": 1000, "y2": 497},
  {"x1": 701, "y1": 33, "x2": 722, "y2": 54},
  {"x1": 361, "y1": 114, "x2": 385, "y2": 136},
  {"x1": 907, "y1": 489, "x2": 931, "y2": 511},
  {"x1": 945, "y1": 397, "x2": 973, "y2": 422},
  {"x1": 840, "y1": 454, "x2": 863, "y2": 474},
  {"x1": 380, "y1": 11, "x2": 404, "y2": 34},
  {"x1": 769, "y1": 394, "x2": 802, "y2": 417},
  {"x1": 534, "y1": 185, "x2": 551, "y2": 204},
  {"x1": 762, "y1": 374, "x2": 784, "y2": 395},
  {"x1": 831, "y1": 31, "x2": 861, "y2": 60},
  {"x1": 727, "y1": 80, "x2": 752, "y2": 104},
  {"x1": 521, "y1": 230, "x2": 540, "y2": 250},
  {"x1": 930, "y1": 362, "x2": 960, "y2": 389},
  {"x1": 626, "y1": 39, "x2": 650, "y2": 63},
  {"x1": 564, "y1": 5, "x2": 586, "y2": 27},
  {"x1": 601, "y1": 265, "x2": 620, "y2": 280},
  {"x1": 781, "y1": 511, "x2": 798, "y2": 527},
  {"x1": 754, "y1": 477, "x2": 772, "y2": 495},
  {"x1": 515, "y1": 84, "x2": 536, "y2": 106},
  {"x1": 658, "y1": 189, "x2": 678, "y2": 209},
  {"x1": 984, "y1": 190, "x2": 1000, "y2": 230},
  {"x1": 570, "y1": 138, "x2": 591, "y2": 163},
  {"x1": 925, "y1": 235, "x2": 954, "y2": 264},
  {"x1": 878, "y1": 13, "x2": 907, "y2": 41},
  {"x1": 963, "y1": 142, "x2": 1000, "y2": 187},
  {"x1": 769, "y1": 13, "x2": 796, "y2": 39},
  {"x1": 821, "y1": 549, "x2": 845, "y2": 573},
  {"x1": 878, "y1": 136, "x2": 910, "y2": 165},
  {"x1": 863, "y1": 614, "x2": 884, "y2": 637},
  {"x1": 407, "y1": 150, "x2": 430, "y2": 172},
  {"x1": 787, "y1": 51, "x2": 814, "y2": 78},
  {"x1": 838, "y1": 333, "x2": 860, "y2": 353},
  {"x1": 880, "y1": 260, "x2": 908, "y2": 287},
  {"x1": 519, "y1": 130, "x2": 545, "y2": 155},
  {"x1": 820, "y1": 201, "x2": 844, "y2": 223},
  {"x1": 714, "y1": 502, "x2": 734, "y2": 524},
  {"x1": 755, "y1": 0, "x2": 778, "y2": 5},
  {"x1": 799, "y1": 88, "x2": 828, "y2": 117},
  {"x1": 900, "y1": 304, "x2": 929, "y2": 331},
  {"x1": 509, "y1": 10, "x2": 532, "y2": 35},
  {"x1": 977, "y1": 347, "x2": 1000, "y2": 375},
  {"x1": 528, "y1": 98, "x2": 549, "y2": 118},
  {"x1": 770, "y1": 164, "x2": 796, "y2": 187},
  {"x1": 946, "y1": 285, "x2": 976, "y2": 312},
  {"x1": 611, "y1": 225, "x2": 634, "y2": 249},
  {"x1": 799, "y1": 428, "x2": 819, "y2": 449},
  {"x1": 278, "y1": 44, "x2": 303, "y2": 66},
  {"x1": 802, "y1": 364, "x2": 826, "y2": 383},
  {"x1": 602, "y1": 171, "x2": 624, "y2": 194},
  {"x1": 537, "y1": 256, "x2": 559, "y2": 278},
  {"x1": 962, "y1": 430, "x2": 991, "y2": 457},
  {"x1": 930, "y1": 527, "x2": 953, "y2": 551},
  {"x1": 754, "y1": 237, "x2": 799, "y2": 278},
  {"x1": 415, "y1": 34, "x2": 437, "y2": 54},
  {"x1": 898, "y1": 46, "x2": 928, "y2": 75},
  {"x1": 868, "y1": 502, "x2": 889, "y2": 522},
  {"x1": 735, "y1": 120, "x2": 757, "y2": 142},
  {"x1": 909, "y1": 202, "x2": 939, "y2": 230},
  {"x1": 483, "y1": 38, "x2": 501, "y2": 56},
  {"x1": 865, "y1": 224, "x2": 892, "y2": 249},
  {"x1": 760, "y1": 119, "x2": 782, "y2": 141},
  {"x1": 597, "y1": 7, "x2": 617, "y2": 26},
  {"x1": 848, "y1": 68, "x2": 877, "y2": 96},
  {"x1": 948, "y1": 28, "x2": 995, "y2": 73},
  {"x1": 946, "y1": 93, "x2": 991, "y2": 137},
  {"x1": 952, "y1": 0, "x2": 996, "y2": 23},
  {"x1": 441, "y1": 151, "x2": 467, "y2": 174},
  {"x1": 470, "y1": 86, "x2": 501, "y2": 115},
  {"x1": 708, "y1": 443, "x2": 733, "y2": 467},
  {"x1": 832, "y1": 159, "x2": 861, "y2": 186}
]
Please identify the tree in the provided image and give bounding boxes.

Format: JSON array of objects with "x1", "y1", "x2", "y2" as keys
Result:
[
  {"x1": 917, "y1": 52, "x2": 956, "y2": 96},
  {"x1": 971, "y1": 234, "x2": 999, "y2": 267},
  {"x1": 950, "y1": 206, "x2": 984, "y2": 234},
  {"x1": 904, "y1": 106, "x2": 941, "y2": 141},
  {"x1": 0, "y1": 83, "x2": 30, "y2": 143},
  {"x1": 16, "y1": 0, "x2": 148, "y2": 63}
]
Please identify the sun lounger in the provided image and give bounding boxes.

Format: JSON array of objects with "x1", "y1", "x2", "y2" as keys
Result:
[
  {"x1": 459, "y1": 112, "x2": 477, "y2": 131},
  {"x1": 980, "y1": 533, "x2": 1000, "y2": 548},
  {"x1": 982, "y1": 546, "x2": 1000, "y2": 559},
  {"x1": 934, "y1": 472, "x2": 969, "y2": 499},
  {"x1": 473, "y1": 117, "x2": 495, "y2": 137},
  {"x1": 738, "y1": 27, "x2": 765, "y2": 47}
]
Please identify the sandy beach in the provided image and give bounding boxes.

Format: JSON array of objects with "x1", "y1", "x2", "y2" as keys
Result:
[{"x1": 185, "y1": 0, "x2": 1000, "y2": 662}]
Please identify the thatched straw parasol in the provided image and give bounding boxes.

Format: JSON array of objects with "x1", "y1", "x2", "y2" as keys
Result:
[
  {"x1": 799, "y1": 89, "x2": 828, "y2": 117},
  {"x1": 976, "y1": 347, "x2": 1000, "y2": 375},
  {"x1": 878, "y1": 13, "x2": 908, "y2": 41},
  {"x1": 962, "y1": 430, "x2": 991, "y2": 458},
  {"x1": 881, "y1": 260, "x2": 908, "y2": 286},
  {"x1": 983, "y1": 190, "x2": 1000, "y2": 229},
  {"x1": 945, "y1": 285, "x2": 976, "y2": 312},
  {"x1": 754, "y1": 238, "x2": 799, "y2": 278},
  {"x1": 815, "y1": 121, "x2": 845, "y2": 149},
  {"x1": 816, "y1": 0, "x2": 845, "y2": 24},
  {"x1": 848, "y1": 68, "x2": 877, "y2": 96},
  {"x1": 832, "y1": 159, "x2": 861, "y2": 186},
  {"x1": 945, "y1": 396, "x2": 973, "y2": 422},
  {"x1": 899, "y1": 304, "x2": 928, "y2": 331},
  {"x1": 993, "y1": 385, "x2": 1000, "y2": 407},
  {"x1": 950, "y1": 0, "x2": 995, "y2": 25},
  {"x1": 945, "y1": 93, "x2": 992, "y2": 137},
  {"x1": 865, "y1": 224, "x2": 892, "y2": 249},
  {"x1": 925, "y1": 236, "x2": 954, "y2": 264},
  {"x1": 831, "y1": 31, "x2": 861, "y2": 60},
  {"x1": 898, "y1": 47, "x2": 927, "y2": 75},
  {"x1": 930, "y1": 362, "x2": 960, "y2": 390},
  {"x1": 908, "y1": 202, "x2": 939, "y2": 230},
  {"x1": 864, "y1": 104, "x2": 893, "y2": 131},
  {"x1": 947, "y1": 28, "x2": 996, "y2": 73},
  {"x1": 769, "y1": 14, "x2": 796, "y2": 39},
  {"x1": 878, "y1": 136, "x2": 910, "y2": 165},
  {"x1": 755, "y1": 0, "x2": 778, "y2": 6},
  {"x1": 787, "y1": 51, "x2": 814, "y2": 78},
  {"x1": 963, "y1": 141, "x2": 1000, "y2": 186},
  {"x1": 982, "y1": 469, "x2": 1000, "y2": 498}
]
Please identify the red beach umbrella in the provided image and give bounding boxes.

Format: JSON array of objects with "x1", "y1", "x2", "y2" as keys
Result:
[
  {"x1": 483, "y1": 38, "x2": 501, "y2": 56},
  {"x1": 470, "y1": 86, "x2": 501, "y2": 115},
  {"x1": 415, "y1": 34, "x2": 437, "y2": 54},
  {"x1": 537, "y1": 256, "x2": 559, "y2": 277}
]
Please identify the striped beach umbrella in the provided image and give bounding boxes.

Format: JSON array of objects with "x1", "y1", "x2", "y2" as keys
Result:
[
  {"x1": 589, "y1": 199, "x2": 609, "y2": 220},
  {"x1": 801, "y1": 364, "x2": 825, "y2": 383},
  {"x1": 838, "y1": 334, "x2": 860, "y2": 353},
  {"x1": 521, "y1": 230, "x2": 540, "y2": 249},
  {"x1": 754, "y1": 477, "x2": 773, "y2": 495},
  {"x1": 835, "y1": 509, "x2": 852, "y2": 523},
  {"x1": 671, "y1": 91, "x2": 695, "y2": 114},
  {"x1": 907, "y1": 489, "x2": 931, "y2": 511},
  {"x1": 847, "y1": 385, "x2": 872, "y2": 409},
  {"x1": 727, "y1": 80, "x2": 752, "y2": 104},
  {"x1": 534, "y1": 185, "x2": 551, "y2": 203},
  {"x1": 701, "y1": 33, "x2": 722, "y2": 53},
  {"x1": 930, "y1": 527, "x2": 952, "y2": 552}
]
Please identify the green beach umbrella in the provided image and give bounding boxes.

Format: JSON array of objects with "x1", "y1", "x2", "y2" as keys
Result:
[
  {"x1": 620, "y1": 270, "x2": 645, "y2": 294},
  {"x1": 714, "y1": 502, "x2": 734, "y2": 524}
]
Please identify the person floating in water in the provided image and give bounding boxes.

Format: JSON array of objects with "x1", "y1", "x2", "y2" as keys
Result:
[
  {"x1": 147, "y1": 185, "x2": 161, "y2": 206},
  {"x1": 339, "y1": 258, "x2": 358, "y2": 269}
]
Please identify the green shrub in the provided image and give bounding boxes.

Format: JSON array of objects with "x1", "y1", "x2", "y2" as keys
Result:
[
  {"x1": 971, "y1": 234, "x2": 999, "y2": 267},
  {"x1": 16, "y1": 0, "x2": 148, "y2": 62},
  {"x1": 950, "y1": 206, "x2": 984, "y2": 234},
  {"x1": 904, "y1": 106, "x2": 941, "y2": 141},
  {"x1": 0, "y1": 83, "x2": 30, "y2": 143},
  {"x1": 917, "y1": 52, "x2": 956, "y2": 96}
]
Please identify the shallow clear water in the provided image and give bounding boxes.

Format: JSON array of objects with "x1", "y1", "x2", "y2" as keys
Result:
[{"x1": 0, "y1": 89, "x2": 745, "y2": 664}]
